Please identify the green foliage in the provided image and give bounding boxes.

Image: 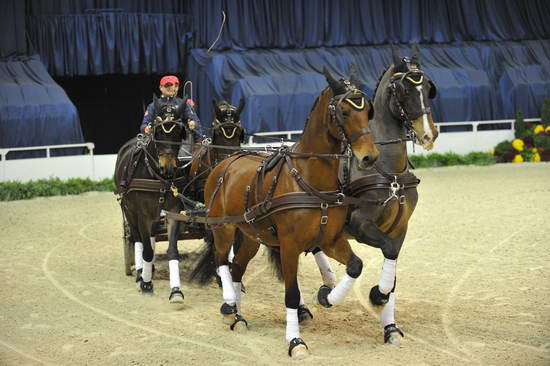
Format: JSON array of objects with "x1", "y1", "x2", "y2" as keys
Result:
[
  {"x1": 514, "y1": 110, "x2": 528, "y2": 138},
  {"x1": 0, "y1": 178, "x2": 114, "y2": 201},
  {"x1": 409, "y1": 152, "x2": 496, "y2": 168},
  {"x1": 541, "y1": 98, "x2": 550, "y2": 128},
  {"x1": 494, "y1": 140, "x2": 514, "y2": 156},
  {"x1": 534, "y1": 135, "x2": 550, "y2": 150}
]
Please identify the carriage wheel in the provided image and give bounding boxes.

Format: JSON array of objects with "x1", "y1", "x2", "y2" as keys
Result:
[{"x1": 122, "y1": 214, "x2": 135, "y2": 276}]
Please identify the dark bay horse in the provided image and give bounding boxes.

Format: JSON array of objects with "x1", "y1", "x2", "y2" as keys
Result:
[
  {"x1": 187, "y1": 99, "x2": 245, "y2": 202},
  {"x1": 315, "y1": 45, "x2": 439, "y2": 344},
  {"x1": 114, "y1": 95, "x2": 187, "y2": 301},
  {"x1": 189, "y1": 69, "x2": 379, "y2": 359}
]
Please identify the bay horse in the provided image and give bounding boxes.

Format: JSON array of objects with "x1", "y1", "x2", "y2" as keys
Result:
[
  {"x1": 114, "y1": 95, "x2": 187, "y2": 301},
  {"x1": 314, "y1": 45, "x2": 439, "y2": 344},
  {"x1": 189, "y1": 68, "x2": 379, "y2": 358}
]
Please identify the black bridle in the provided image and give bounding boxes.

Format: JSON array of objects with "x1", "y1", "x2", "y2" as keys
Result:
[{"x1": 327, "y1": 84, "x2": 373, "y2": 152}]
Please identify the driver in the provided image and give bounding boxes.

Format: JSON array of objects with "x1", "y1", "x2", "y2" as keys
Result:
[{"x1": 140, "y1": 75, "x2": 203, "y2": 141}]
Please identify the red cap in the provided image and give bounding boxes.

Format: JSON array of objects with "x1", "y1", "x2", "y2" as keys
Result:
[{"x1": 160, "y1": 75, "x2": 179, "y2": 86}]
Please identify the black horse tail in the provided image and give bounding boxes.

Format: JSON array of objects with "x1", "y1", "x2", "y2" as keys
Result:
[
  {"x1": 188, "y1": 230, "x2": 217, "y2": 285},
  {"x1": 266, "y1": 246, "x2": 284, "y2": 282}
]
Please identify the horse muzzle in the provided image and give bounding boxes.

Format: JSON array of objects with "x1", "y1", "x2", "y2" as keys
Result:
[{"x1": 159, "y1": 154, "x2": 177, "y2": 176}]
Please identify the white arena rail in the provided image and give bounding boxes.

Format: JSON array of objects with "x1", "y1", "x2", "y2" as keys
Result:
[{"x1": 0, "y1": 118, "x2": 540, "y2": 182}]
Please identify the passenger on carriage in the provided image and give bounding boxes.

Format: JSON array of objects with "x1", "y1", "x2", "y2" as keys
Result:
[{"x1": 140, "y1": 75, "x2": 203, "y2": 160}]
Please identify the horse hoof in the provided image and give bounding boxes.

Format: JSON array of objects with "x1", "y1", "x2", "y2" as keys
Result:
[
  {"x1": 369, "y1": 285, "x2": 389, "y2": 307},
  {"x1": 384, "y1": 324, "x2": 404, "y2": 345},
  {"x1": 288, "y1": 338, "x2": 309, "y2": 359},
  {"x1": 220, "y1": 303, "x2": 237, "y2": 325},
  {"x1": 169, "y1": 287, "x2": 184, "y2": 303},
  {"x1": 315, "y1": 285, "x2": 332, "y2": 308},
  {"x1": 298, "y1": 305, "x2": 313, "y2": 325},
  {"x1": 140, "y1": 281, "x2": 154, "y2": 295},
  {"x1": 230, "y1": 315, "x2": 249, "y2": 333}
]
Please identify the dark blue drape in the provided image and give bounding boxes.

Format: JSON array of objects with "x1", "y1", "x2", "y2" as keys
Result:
[
  {"x1": 25, "y1": 0, "x2": 189, "y2": 15},
  {"x1": 0, "y1": 0, "x2": 27, "y2": 58},
  {"x1": 26, "y1": 12, "x2": 192, "y2": 76},
  {"x1": 0, "y1": 55, "x2": 84, "y2": 155},
  {"x1": 189, "y1": 41, "x2": 550, "y2": 134},
  {"x1": 192, "y1": 0, "x2": 550, "y2": 51}
]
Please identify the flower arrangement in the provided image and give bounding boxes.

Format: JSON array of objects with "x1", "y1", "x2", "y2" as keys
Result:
[{"x1": 493, "y1": 99, "x2": 550, "y2": 163}]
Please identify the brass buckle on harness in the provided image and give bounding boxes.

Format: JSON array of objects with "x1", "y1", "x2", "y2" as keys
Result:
[
  {"x1": 320, "y1": 202, "x2": 329, "y2": 225},
  {"x1": 244, "y1": 209, "x2": 255, "y2": 224}
]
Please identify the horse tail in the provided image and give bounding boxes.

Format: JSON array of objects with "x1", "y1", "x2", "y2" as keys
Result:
[
  {"x1": 266, "y1": 246, "x2": 284, "y2": 282},
  {"x1": 187, "y1": 230, "x2": 217, "y2": 285}
]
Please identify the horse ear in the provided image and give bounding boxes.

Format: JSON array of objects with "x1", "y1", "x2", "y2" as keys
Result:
[
  {"x1": 349, "y1": 63, "x2": 362, "y2": 88},
  {"x1": 411, "y1": 44, "x2": 421, "y2": 65},
  {"x1": 391, "y1": 45, "x2": 401, "y2": 66},
  {"x1": 212, "y1": 99, "x2": 221, "y2": 121},
  {"x1": 323, "y1": 67, "x2": 341, "y2": 94},
  {"x1": 236, "y1": 98, "x2": 245, "y2": 116}
]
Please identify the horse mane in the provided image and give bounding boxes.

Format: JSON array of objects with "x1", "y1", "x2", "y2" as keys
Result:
[
  {"x1": 372, "y1": 65, "x2": 394, "y2": 103},
  {"x1": 302, "y1": 87, "x2": 329, "y2": 132}
]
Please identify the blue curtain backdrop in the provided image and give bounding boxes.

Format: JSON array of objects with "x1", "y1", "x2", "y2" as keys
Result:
[
  {"x1": 191, "y1": 0, "x2": 550, "y2": 51},
  {"x1": 0, "y1": 55, "x2": 84, "y2": 156},
  {"x1": 27, "y1": 12, "x2": 193, "y2": 77},
  {"x1": 189, "y1": 41, "x2": 550, "y2": 134},
  {"x1": 0, "y1": 0, "x2": 27, "y2": 58},
  {"x1": 25, "y1": 0, "x2": 189, "y2": 15}
]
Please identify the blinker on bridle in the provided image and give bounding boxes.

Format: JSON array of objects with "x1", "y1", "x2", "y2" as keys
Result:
[{"x1": 214, "y1": 107, "x2": 242, "y2": 139}]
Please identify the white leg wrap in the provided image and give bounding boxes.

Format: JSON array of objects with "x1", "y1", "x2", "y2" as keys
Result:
[
  {"x1": 379, "y1": 259, "x2": 396, "y2": 295},
  {"x1": 169, "y1": 260, "x2": 181, "y2": 289},
  {"x1": 285, "y1": 308, "x2": 300, "y2": 342},
  {"x1": 380, "y1": 292, "x2": 396, "y2": 327},
  {"x1": 233, "y1": 282, "x2": 242, "y2": 313},
  {"x1": 297, "y1": 280, "x2": 304, "y2": 306},
  {"x1": 142, "y1": 260, "x2": 153, "y2": 282},
  {"x1": 314, "y1": 251, "x2": 337, "y2": 288},
  {"x1": 228, "y1": 246, "x2": 235, "y2": 263},
  {"x1": 217, "y1": 265, "x2": 236, "y2": 306},
  {"x1": 149, "y1": 237, "x2": 156, "y2": 264},
  {"x1": 134, "y1": 242, "x2": 144, "y2": 270},
  {"x1": 327, "y1": 274, "x2": 356, "y2": 306}
]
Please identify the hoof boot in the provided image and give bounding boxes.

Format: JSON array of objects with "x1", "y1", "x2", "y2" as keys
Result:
[{"x1": 288, "y1": 338, "x2": 309, "y2": 359}]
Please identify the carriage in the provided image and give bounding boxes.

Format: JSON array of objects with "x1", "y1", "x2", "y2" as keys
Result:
[{"x1": 114, "y1": 47, "x2": 439, "y2": 358}]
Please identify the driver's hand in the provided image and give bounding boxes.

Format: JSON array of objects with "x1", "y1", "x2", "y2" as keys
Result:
[
  {"x1": 144, "y1": 125, "x2": 151, "y2": 133},
  {"x1": 188, "y1": 120, "x2": 196, "y2": 130}
]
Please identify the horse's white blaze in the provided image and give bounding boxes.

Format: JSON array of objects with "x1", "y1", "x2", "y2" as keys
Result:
[
  {"x1": 327, "y1": 274, "x2": 356, "y2": 306},
  {"x1": 314, "y1": 251, "x2": 337, "y2": 288},
  {"x1": 285, "y1": 308, "x2": 300, "y2": 342},
  {"x1": 134, "y1": 242, "x2": 144, "y2": 270},
  {"x1": 217, "y1": 265, "x2": 237, "y2": 306},
  {"x1": 380, "y1": 292, "x2": 396, "y2": 327},
  {"x1": 416, "y1": 85, "x2": 433, "y2": 140},
  {"x1": 379, "y1": 258, "x2": 396, "y2": 294},
  {"x1": 169, "y1": 259, "x2": 181, "y2": 289}
]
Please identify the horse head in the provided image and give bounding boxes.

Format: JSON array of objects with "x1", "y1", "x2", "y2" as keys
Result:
[
  {"x1": 320, "y1": 66, "x2": 378, "y2": 169},
  {"x1": 211, "y1": 99, "x2": 246, "y2": 146},
  {"x1": 388, "y1": 45, "x2": 438, "y2": 150},
  {"x1": 151, "y1": 94, "x2": 186, "y2": 176}
]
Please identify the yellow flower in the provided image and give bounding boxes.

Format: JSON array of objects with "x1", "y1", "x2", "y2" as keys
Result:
[
  {"x1": 512, "y1": 154, "x2": 524, "y2": 163},
  {"x1": 546, "y1": 125, "x2": 550, "y2": 133},
  {"x1": 531, "y1": 153, "x2": 541, "y2": 162},
  {"x1": 534, "y1": 125, "x2": 544, "y2": 134},
  {"x1": 488, "y1": 148, "x2": 495, "y2": 155},
  {"x1": 512, "y1": 138, "x2": 524, "y2": 151}
]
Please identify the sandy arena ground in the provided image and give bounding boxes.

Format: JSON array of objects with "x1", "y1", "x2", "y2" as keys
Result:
[{"x1": 1, "y1": 163, "x2": 549, "y2": 365}]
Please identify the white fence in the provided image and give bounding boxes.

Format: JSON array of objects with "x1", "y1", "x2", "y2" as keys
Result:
[{"x1": 0, "y1": 118, "x2": 538, "y2": 182}]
